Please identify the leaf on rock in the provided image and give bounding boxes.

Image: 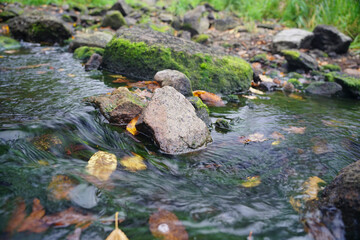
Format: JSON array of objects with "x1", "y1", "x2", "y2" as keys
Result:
[
  {"x1": 282, "y1": 126, "x2": 306, "y2": 134},
  {"x1": 302, "y1": 176, "x2": 325, "y2": 201},
  {"x1": 249, "y1": 87, "x2": 264, "y2": 95},
  {"x1": 242, "y1": 95, "x2": 257, "y2": 100},
  {"x1": 271, "y1": 131, "x2": 285, "y2": 140},
  {"x1": 31, "y1": 134, "x2": 62, "y2": 151},
  {"x1": 259, "y1": 74, "x2": 273, "y2": 83},
  {"x1": 241, "y1": 176, "x2": 261, "y2": 188},
  {"x1": 86, "y1": 151, "x2": 118, "y2": 181},
  {"x1": 105, "y1": 212, "x2": 129, "y2": 240},
  {"x1": 120, "y1": 153, "x2": 147, "y2": 172},
  {"x1": 43, "y1": 207, "x2": 94, "y2": 229},
  {"x1": 48, "y1": 175, "x2": 77, "y2": 200},
  {"x1": 149, "y1": 209, "x2": 189, "y2": 240},
  {"x1": 126, "y1": 115, "x2": 139, "y2": 135},
  {"x1": 193, "y1": 90, "x2": 225, "y2": 107}
]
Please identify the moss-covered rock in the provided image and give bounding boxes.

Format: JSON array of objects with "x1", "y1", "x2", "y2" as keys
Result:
[
  {"x1": 325, "y1": 72, "x2": 360, "y2": 97},
  {"x1": 321, "y1": 64, "x2": 341, "y2": 72},
  {"x1": 187, "y1": 96, "x2": 211, "y2": 127},
  {"x1": 250, "y1": 53, "x2": 268, "y2": 64},
  {"x1": 0, "y1": 36, "x2": 21, "y2": 51},
  {"x1": 281, "y1": 49, "x2": 318, "y2": 71},
  {"x1": 7, "y1": 11, "x2": 71, "y2": 45},
  {"x1": 69, "y1": 31, "x2": 114, "y2": 51},
  {"x1": 102, "y1": 27, "x2": 253, "y2": 94},
  {"x1": 0, "y1": 11, "x2": 18, "y2": 22},
  {"x1": 288, "y1": 78, "x2": 302, "y2": 88},
  {"x1": 192, "y1": 34, "x2": 209, "y2": 44},
  {"x1": 101, "y1": 10, "x2": 126, "y2": 30},
  {"x1": 73, "y1": 46, "x2": 104, "y2": 62},
  {"x1": 149, "y1": 24, "x2": 174, "y2": 34},
  {"x1": 288, "y1": 72, "x2": 304, "y2": 79}
]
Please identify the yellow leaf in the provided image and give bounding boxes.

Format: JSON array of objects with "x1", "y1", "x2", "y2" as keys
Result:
[
  {"x1": 86, "y1": 151, "x2": 117, "y2": 181},
  {"x1": 272, "y1": 140, "x2": 281, "y2": 145},
  {"x1": 120, "y1": 153, "x2": 146, "y2": 172},
  {"x1": 38, "y1": 160, "x2": 49, "y2": 166},
  {"x1": 289, "y1": 196, "x2": 301, "y2": 213},
  {"x1": 67, "y1": 73, "x2": 76, "y2": 78},
  {"x1": 126, "y1": 115, "x2": 139, "y2": 135},
  {"x1": 249, "y1": 87, "x2": 264, "y2": 95},
  {"x1": 242, "y1": 95, "x2": 257, "y2": 99},
  {"x1": 259, "y1": 74, "x2": 273, "y2": 83},
  {"x1": 288, "y1": 94, "x2": 304, "y2": 101},
  {"x1": 105, "y1": 212, "x2": 129, "y2": 240},
  {"x1": 0, "y1": 56, "x2": 4, "y2": 58},
  {"x1": 241, "y1": 176, "x2": 261, "y2": 188},
  {"x1": 248, "y1": 133, "x2": 267, "y2": 142},
  {"x1": 193, "y1": 90, "x2": 225, "y2": 106},
  {"x1": 302, "y1": 176, "x2": 325, "y2": 201}
]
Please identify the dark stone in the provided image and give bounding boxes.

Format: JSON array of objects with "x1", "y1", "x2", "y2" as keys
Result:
[
  {"x1": 258, "y1": 81, "x2": 277, "y2": 92},
  {"x1": 7, "y1": 11, "x2": 72, "y2": 45},
  {"x1": 281, "y1": 50, "x2": 318, "y2": 72},
  {"x1": 214, "y1": 17, "x2": 239, "y2": 31},
  {"x1": 183, "y1": 5, "x2": 209, "y2": 36},
  {"x1": 110, "y1": 0, "x2": 133, "y2": 17},
  {"x1": 312, "y1": 25, "x2": 352, "y2": 54},
  {"x1": 215, "y1": 118, "x2": 231, "y2": 131},
  {"x1": 305, "y1": 82, "x2": 342, "y2": 96},
  {"x1": 85, "y1": 53, "x2": 102, "y2": 71},
  {"x1": 101, "y1": 10, "x2": 126, "y2": 30}
]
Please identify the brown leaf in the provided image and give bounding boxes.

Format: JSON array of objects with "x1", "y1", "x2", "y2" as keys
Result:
[
  {"x1": 6, "y1": 199, "x2": 27, "y2": 233},
  {"x1": 193, "y1": 90, "x2": 225, "y2": 107},
  {"x1": 43, "y1": 207, "x2": 94, "y2": 228},
  {"x1": 17, "y1": 198, "x2": 48, "y2": 233},
  {"x1": 48, "y1": 175, "x2": 77, "y2": 200},
  {"x1": 149, "y1": 209, "x2": 188, "y2": 240},
  {"x1": 311, "y1": 138, "x2": 332, "y2": 155},
  {"x1": 282, "y1": 126, "x2": 306, "y2": 134},
  {"x1": 271, "y1": 131, "x2": 285, "y2": 140},
  {"x1": 105, "y1": 212, "x2": 129, "y2": 240}
]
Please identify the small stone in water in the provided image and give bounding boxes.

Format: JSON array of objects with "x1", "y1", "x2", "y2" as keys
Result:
[{"x1": 158, "y1": 223, "x2": 169, "y2": 233}]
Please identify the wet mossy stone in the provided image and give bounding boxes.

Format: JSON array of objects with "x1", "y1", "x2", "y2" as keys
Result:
[
  {"x1": 321, "y1": 64, "x2": 341, "y2": 72},
  {"x1": 0, "y1": 36, "x2": 21, "y2": 51},
  {"x1": 187, "y1": 96, "x2": 211, "y2": 127},
  {"x1": 102, "y1": 27, "x2": 253, "y2": 94},
  {"x1": 215, "y1": 118, "x2": 232, "y2": 132},
  {"x1": 101, "y1": 10, "x2": 126, "y2": 30},
  {"x1": 281, "y1": 49, "x2": 318, "y2": 72},
  {"x1": 69, "y1": 31, "x2": 114, "y2": 51},
  {"x1": 288, "y1": 78, "x2": 302, "y2": 88},
  {"x1": 305, "y1": 82, "x2": 342, "y2": 96},
  {"x1": 0, "y1": 11, "x2": 18, "y2": 22},
  {"x1": 250, "y1": 53, "x2": 269, "y2": 64},
  {"x1": 325, "y1": 72, "x2": 360, "y2": 97},
  {"x1": 74, "y1": 46, "x2": 104, "y2": 62},
  {"x1": 192, "y1": 34, "x2": 209, "y2": 44},
  {"x1": 7, "y1": 11, "x2": 71, "y2": 45}
]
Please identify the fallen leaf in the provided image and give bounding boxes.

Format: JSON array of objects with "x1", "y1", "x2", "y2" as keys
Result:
[
  {"x1": 321, "y1": 119, "x2": 343, "y2": 127},
  {"x1": 48, "y1": 175, "x2": 77, "y2": 200},
  {"x1": 259, "y1": 74, "x2": 273, "y2": 83},
  {"x1": 302, "y1": 176, "x2": 325, "y2": 201},
  {"x1": 4, "y1": 50, "x2": 18, "y2": 54},
  {"x1": 282, "y1": 126, "x2": 306, "y2": 134},
  {"x1": 105, "y1": 212, "x2": 129, "y2": 240},
  {"x1": 272, "y1": 140, "x2": 281, "y2": 145},
  {"x1": 36, "y1": 71, "x2": 46, "y2": 74},
  {"x1": 31, "y1": 134, "x2": 62, "y2": 151},
  {"x1": 6, "y1": 199, "x2": 27, "y2": 233},
  {"x1": 120, "y1": 153, "x2": 147, "y2": 172},
  {"x1": 289, "y1": 196, "x2": 301, "y2": 213},
  {"x1": 0, "y1": 55, "x2": 4, "y2": 58},
  {"x1": 248, "y1": 133, "x2": 267, "y2": 142},
  {"x1": 58, "y1": 68, "x2": 65, "y2": 72},
  {"x1": 266, "y1": 54, "x2": 275, "y2": 61},
  {"x1": 43, "y1": 207, "x2": 94, "y2": 229},
  {"x1": 193, "y1": 90, "x2": 225, "y2": 106},
  {"x1": 239, "y1": 136, "x2": 251, "y2": 144},
  {"x1": 273, "y1": 79, "x2": 281, "y2": 85},
  {"x1": 149, "y1": 209, "x2": 188, "y2": 240},
  {"x1": 38, "y1": 160, "x2": 49, "y2": 166},
  {"x1": 86, "y1": 151, "x2": 118, "y2": 181},
  {"x1": 271, "y1": 131, "x2": 285, "y2": 140},
  {"x1": 68, "y1": 74, "x2": 76, "y2": 78},
  {"x1": 241, "y1": 176, "x2": 261, "y2": 188},
  {"x1": 288, "y1": 94, "x2": 304, "y2": 101},
  {"x1": 0, "y1": 25, "x2": 10, "y2": 35},
  {"x1": 249, "y1": 87, "x2": 264, "y2": 95},
  {"x1": 311, "y1": 138, "x2": 331, "y2": 155},
  {"x1": 126, "y1": 115, "x2": 139, "y2": 135},
  {"x1": 113, "y1": 78, "x2": 130, "y2": 83},
  {"x1": 242, "y1": 95, "x2": 257, "y2": 100},
  {"x1": 7, "y1": 63, "x2": 50, "y2": 70},
  {"x1": 109, "y1": 74, "x2": 126, "y2": 78}
]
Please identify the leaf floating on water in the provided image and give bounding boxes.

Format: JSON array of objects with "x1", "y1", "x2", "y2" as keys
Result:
[
  {"x1": 289, "y1": 196, "x2": 301, "y2": 213},
  {"x1": 271, "y1": 131, "x2": 285, "y2": 140},
  {"x1": 58, "y1": 68, "x2": 65, "y2": 72},
  {"x1": 36, "y1": 71, "x2": 47, "y2": 74},
  {"x1": 302, "y1": 176, "x2": 325, "y2": 201},
  {"x1": 43, "y1": 207, "x2": 94, "y2": 229},
  {"x1": 288, "y1": 94, "x2": 304, "y2": 101},
  {"x1": 321, "y1": 119, "x2": 343, "y2": 127},
  {"x1": 120, "y1": 153, "x2": 147, "y2": 172},
  {"x1": 6, "y1": 199, "x2": 27, "y2": 233},
  {"x1": 86, "y1": 151, "x2": 118, "y2": 181},
  {"x1": 31, "y1": 134, "x2": 62, "y2": 151},
  {"x1": 38, "y1": 160, "x2": 49, "y2": 166},
  {"x1": 241, "y1": 176, "x2": 261, "y2": 188},
  {"x1": 126, "y1": 115, "x2": 139, "y2": 135},
  {"x1": 105, "y1": 212, "x2": 129, "y2": 240},
  {"x1": 67, "y1": 73, "x2": 76, "y2": 78},
  {"x1": 248, "y1": 133, "x2": 267, "y2": 142},
  {"x1": 193, "y1": 90, "x2": 225, "y2": 107},
  {"x1": 242, "y1": 95, "x2": 257, "y2": 100},
  {"x1": 311, "y1": 138, "x2": 331, "y2": 155},
  {"x1": 272, "y1": 140, "x2": 281, "y2": 145},
  {"x1": 4, "y1": 50, "x2": 18, "y2": 54},
  {"x1": 48, "y1": 175, "x2": 77, "y2": 200},
  {"x1": 282, "y1": 126, "x2": 306, "y2": 134},
  {"x1": 249, "y1": 87, "x2": 264, "y2": 95},
  {"x1": 149, "y1": 209, "x2": 189, "y2": 240}
]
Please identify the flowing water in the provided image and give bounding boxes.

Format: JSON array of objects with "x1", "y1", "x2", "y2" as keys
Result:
[{"x1": 1, "y1": 45, "x2": 360, "y2": 240}]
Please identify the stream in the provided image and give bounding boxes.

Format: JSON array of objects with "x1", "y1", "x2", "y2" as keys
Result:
[{"x1": 1, "y1": 45, "x2": 360, "y2": 239}]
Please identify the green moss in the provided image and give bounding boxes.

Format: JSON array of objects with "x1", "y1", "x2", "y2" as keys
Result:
[
  {"x1": 150, "y1": 24, "x2": 174, "y2": 34},
  {"x1": 101, "y1": 10, "x2": 126, "y2": 30},
  {"x1": 288, "y1": 78, "x2": 302, "y2": 88},
  {"x1": 73, "y1": 46, "x2": 104, "y2": 62},
  {"x1": 103, "y1": 38, "x2": 253, "y2": 93},
  {"x1": 288, "y1": 72, "x2": 304, "y2": 79},
  {"x1": 0, "y1": 36, "x2": 21, "y2": 51},
  {"x1": 193, "y1": 97, "x2": 209, "y2": 113},
  {"x1": 61, "y1": 14, "x2": 73, "y2": 22},
  {"x1": 31, "y1": 23, "x2": 48, "y2": 35},
  {"x1": 281, "y1": 50, "x2": 300, "y2": 60},
  {"x1": 324, "y1": 72, "x2": 335, "y2": 82},
  {"x1": 332, "y1": 73, "x2": 360, "y2": 91},
  {"x1": 250, "y1": 53, "x2": 267, "y2": 63},
  {"x1": 321, "y1": 64, "x2": 341, "y2": 72},
  {"x1": 192, "y1": 34, "x2": 209, "y2": 44}
]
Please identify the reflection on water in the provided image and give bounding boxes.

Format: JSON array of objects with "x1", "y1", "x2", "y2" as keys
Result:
[{"x1": 1, "y1": 46, "x2": 360, "y2": 239}]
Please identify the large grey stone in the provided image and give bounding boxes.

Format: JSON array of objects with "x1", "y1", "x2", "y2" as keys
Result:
[
  {"x1": 272, "y1": 28, "x2": 314, "y2": 52},
  {"x1": 69, "y1": 31, "x2": 114, "y2": 51},
  {"x1": 7, "y1": 11, "x2": 71, "y2": 45},
  {"x1": 312, "y1": 25, "x2": 352, "y2": 54},
  {"x1": 305, "y1": 82, "x2": 342, "y2": 96},
  {"x1": 154, "y1": 70, "x2": 192, "y2": 97},
  {"x1": 183, "y1": 5, "x2": 209, "y2": 36},
  {"x1": 214, "y1": 17, "x2": 239, "y2": 31},
  {"x1": 139, "y1": 86, "x2": 212, "y2": 154}
]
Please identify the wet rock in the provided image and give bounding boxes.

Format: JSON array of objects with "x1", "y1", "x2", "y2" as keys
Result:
[
  {"x1": 344, "y1": 68, "x2": 360, "y2": 78},
  {"x1": 215, "y1": 118, "x2": 231, "y2": 131},
  {"x1": 154, "y1": 69, "x2": 192, "y2": 97},
  {"x1": 325, "y1": 72, "x2": 360, "y2": 98},
  {"x1": 258, "y1": 81, "x2": 277, "y2": 92},
  {"x1": 272, "y1": 28, "x2": 314, "y2": 52},
  {"x1": 0, "y1": 10, "x2": 18, "y2": 22},
  {"x1": 110, "y1": 0, "x2": 133, "y2": 17},
  {"x1": 312, "y1": 25, "x2": 352, "y2": 54},
  {"x1": 73, "y1": 46, "x2": 104, "y2": 62},
  {"x1": 0, "y1": 36, "x2": 21, "y2": 51},
  {"x1": 320, "y1": 160, "x2": 360, "y2": 236},
  {"x1": 89, "y1": 7, "x2": 107, "y2": 16},
  {"x1": 7, "y1": 11, "x2": 71, "y2": 45},
  {"x1": 86, "y1": 87, "x2": 146, "y2": 125},
  {"x1": 187, "y1": 96, "x2": 211, "y2": 127},
  {"x1": 85, "y1": 53, "x2": 102, "y2": 71},
  {"x1": 159, "y1": 13, "x2": 173, "y2": 23},
  {"x1": 214, "y1": 17, "x2": 239, "y2": 31},
  {"x1": 281, "y1": 50, "x2": 318, "y2": 71},
  {"x1": 101, "y1": 10, "x2": 126, "y2": 30},
  {"x1": 283, "y1": 82, "x2": 295, "y2": 93},
  {"x1": 321, "y1": 64, "x2": 341, "y2": 72},
  {"x1": 69, "y1": 184, "x2": 98, "y2": 209},
  {"x1": 180, "y1": 30, "x2": 191, "y2": 40},
  {"x1": 0, "y1": 4, "x2": 23, "y2": 22},
  {"x1": 69, "y1": 31, "x2": 114, "y2": 51},
  {"x1": 305, "y1": 82, "x2": 342, "y2": 96},
  {"x1": 102, "y1": 27, "x2": 253, "y2": 94},
  {"x1": 139, "y1": 86, "x2": 212, "y2": 154},
  {"x1": 183, "y1": 5, "x2": 209, "y2": 36},
  {"x1": 124, "y1": 16, "x2": 137, "y2": 26},
  {"x1": 192, "y1": 34, "x2": 209, "y2": 44}
]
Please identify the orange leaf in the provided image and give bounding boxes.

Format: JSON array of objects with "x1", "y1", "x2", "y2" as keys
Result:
[
  {"x1": 17, "y1": 198, "x2": 48, "y2": 233},
  {"x1": 48, "y1": 175, "x2": 77, "y2": 200},
  {"x1": 126, "y1": 115, "x2": 139, "y2": 135},
  {"x1": 149, "y1": 209, "x2": 188, "y2": 240},
  {"x1": 43, "y1": 207, "x2": 94, "y2": 228},
  {"x1": 6, "y1": 199, "x2": 27, "y2": 233},
  {"x1": 193, "y1": 90, "x2": 225, "y2": 107}
]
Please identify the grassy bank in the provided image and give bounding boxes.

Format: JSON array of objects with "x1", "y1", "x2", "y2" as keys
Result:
[{"x1": 2, "y1": 0, "x2": 359, "y2": 48}]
